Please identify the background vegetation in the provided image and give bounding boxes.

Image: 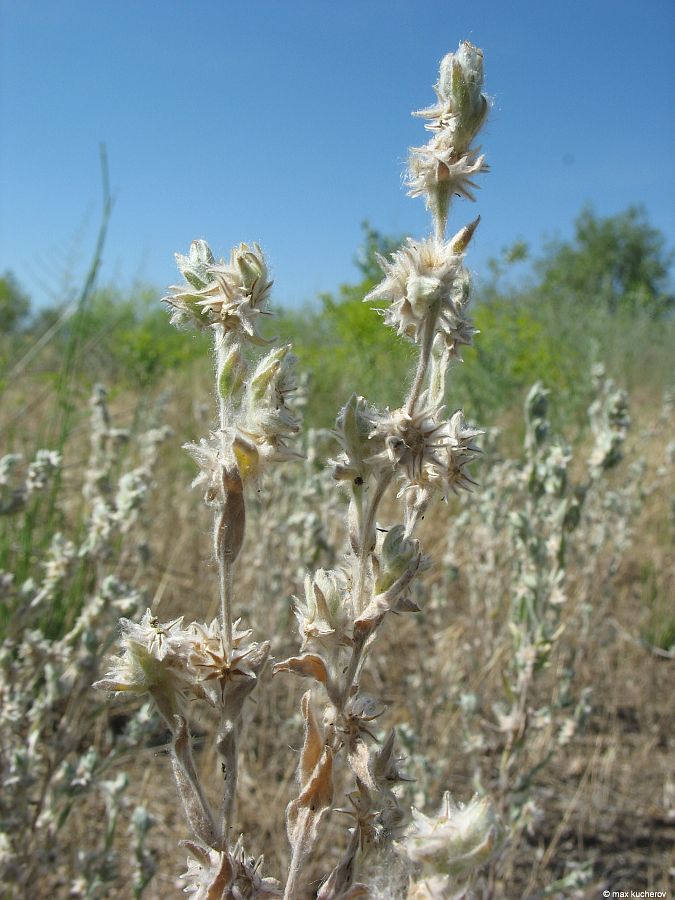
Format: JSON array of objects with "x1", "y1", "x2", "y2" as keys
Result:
[{"x1": 3, "y1": 205, "x2": 672, "y2": 431}]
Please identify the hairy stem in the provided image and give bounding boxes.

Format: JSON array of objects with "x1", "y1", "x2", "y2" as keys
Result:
[
  {"x1": 283, "y1": 816, "x2": 312, "y2": 900},
  {"x1": 405, "y1": 300, "x2": 441, "y2": 415},
  {"x1": 217, "y1": 717, "x2": 239, "y2": 839},
  {"x1": 218, "y1": 557, "x2": 234, "y2": 653},
  {"x1": 354, "y1": 471, "x2": 393, "y2": 616}
]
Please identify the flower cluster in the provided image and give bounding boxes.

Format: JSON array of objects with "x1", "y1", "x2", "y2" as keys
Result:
[
  {"x1": 94, "y1": 610, "x2": 270, "y2": 716},
  {"x1": 364, "y1": 233, "x2": 477, "y2": 356},
  {"x1": 408, "y1": 41, "x2": 490, "y2": 237},
  {"x1": 404, "y1": 792, "x2": 503, "y2": 878},
  {"x1": 162, "y1": 239, "x2": 273, "y2": 341}
]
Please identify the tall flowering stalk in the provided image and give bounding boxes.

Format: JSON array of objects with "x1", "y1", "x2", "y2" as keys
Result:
[
  {"x1": 96, "y1": 41, "x2": 503, "y2": 898},
  {"x1": 96, "y1": 241, "x2": 301, "y2": 895},
  {"x1": 273, "y1": 41, "x2": 502, "y2": 898}
]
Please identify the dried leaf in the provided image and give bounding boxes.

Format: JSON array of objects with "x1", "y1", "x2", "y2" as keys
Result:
[
  {"x1": 272, "y1": 653, "x2": 329, "y2": 686},
  {"x1": 298, "y1": 690, "x2": 323, "y2": 785},
  {"x1": 214, "y1": 466, "x2": 246, "y2": 565},
  {"x1": 286, "y1": 746, "x2": 334, "y2": 851},
  {"x1": 205, "y1": 850, "x2": 235, "y2": 899},
  {"x1": 317, "y1": 827, "x2": 362, "y2": 899}
]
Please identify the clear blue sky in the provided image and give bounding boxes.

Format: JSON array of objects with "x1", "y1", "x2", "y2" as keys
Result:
[{"x1": 1, "y1": 0, "x2": 674, "y2": 310}]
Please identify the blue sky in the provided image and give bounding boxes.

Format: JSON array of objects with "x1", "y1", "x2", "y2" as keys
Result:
[{"x1": 1, "y1": 0, "x2": 673, "y2": 310}]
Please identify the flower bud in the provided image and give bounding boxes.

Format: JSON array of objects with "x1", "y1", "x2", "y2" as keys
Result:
[
  {"x1": 438, "y1": 42, "x2": 488, "y2": 151},
  {"x1": 249, "y1": 345, "x2": 291, "y2": 401},
  {"x1": 231, "y1": 242, "x2": 269, "y2": 300},
  {"x1": 293, "y1": 569, "x2": 352, "y2": 650},
  {"x1": 331, "y1": 394, "x2": 379, "y2": 480},
  {"x1": 448, "y1": 216, "x2": 480, "y2": 254},
  {"x1": 217, "y1": 345, "x2": 246, "y2": 401},
  {"x1": 375, "y1": 525, "x2": 420, "y2": 594},
  {"x1": 176, "y1": 239, "x2": 215, "y2": 290}
]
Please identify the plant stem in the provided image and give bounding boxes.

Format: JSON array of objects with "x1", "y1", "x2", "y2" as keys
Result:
[
  {"x1": 405, "y1": 300, "x2": 440, "y2": 415},
  {"x1": 217, "y1": 716, "x2": 238, "y2": 839},
  {"x1": 218, "y1": 557, "x2": 234, "y2": 653},
  {"x1": 337, "y1": 470, "x2": 393, "y2": 712},
  {"x1": 283, "y1": 816, "x2": 312, "y2": 900},
  {"x1": 214, "y1": 327, "x2": 236, "y2": 652},
  {"x1": 354, "y1": 471, "x2": 392, "y2": 617}
]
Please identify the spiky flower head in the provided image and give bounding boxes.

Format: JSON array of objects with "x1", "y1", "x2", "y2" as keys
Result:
[
  {"x1": 369, "y1": 406, "x2": 481, "y2": 495},
  {"x1": 93, "y1": 610, "x2": 190, "y2": 719},
  {"x1": 185, "y1": 617, "x2": 270, "y2": 709},
  {"x1": 404, "y1": 792, "x2": 503, "y2": 877},
  {"x1": 364, "y1": 233, "x2": 477, "y2": 358},
  {"x1": 180, "y1": 839, "x2": 281, "y2": 899},
  {"x1": 163, "y1": 240, "x2": 272, "y2": 341},
  {"x1": 408, "y1": 142, "x2": 488, "y2": 210},
  {"x1": 408, "y1": 42, "x2": 489, "y2": 237}
]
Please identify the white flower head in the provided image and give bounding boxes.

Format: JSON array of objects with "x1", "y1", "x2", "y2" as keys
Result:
[
  {"x1": 163, "y1": 240, "x2": 273, "y2": 342},
  {"x1": 93, "y1": 610, "x2": 190, "y2": 714},
  {"x1": 185, "y1": 618, "x2": 270, "y2": 708},
  {"x1": 369, "y1": 406, "x2": 481, "y2": 494},
  {"x1": 180, "y1": 838, "x2": 281, "y2": 898},
  {"x1": 408, "y1": 141, "x2": 488, "y2": 215},
  {"x1": 364, "y1": 237, "x2": 477, "y2": 357},
  {"x1": 404, "y1": 792, "x2": 503, "y2": 877}
]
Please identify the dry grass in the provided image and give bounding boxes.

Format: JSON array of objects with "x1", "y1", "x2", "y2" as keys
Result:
[{"x1": 73, "y1": 375, "x2": 670, "y2": 899}]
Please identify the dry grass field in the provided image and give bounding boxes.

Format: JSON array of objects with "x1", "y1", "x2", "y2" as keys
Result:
[{"x1": 2, "y1": 360, "x2": 672, "y2": 898}]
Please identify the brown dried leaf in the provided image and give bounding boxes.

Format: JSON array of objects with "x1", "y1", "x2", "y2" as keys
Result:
[
  {"x1": 272, "y1": 653, "x2": 329, "y2": 686},
  {"x1": 316, "y1": 823, "x2": 361, "y2": 899},
  {"x1": 297, "y1": 690, "x2": 324, "y2": 786},
  {"x1": 205, "y1": 850, "x2": 235, "y2": 899},
  {"x1": 286, "y1": 746, "x2": 334, "y2": 851},
  {"x1": 215, "y1": 466, "x2": 246, "y2": 565}
]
